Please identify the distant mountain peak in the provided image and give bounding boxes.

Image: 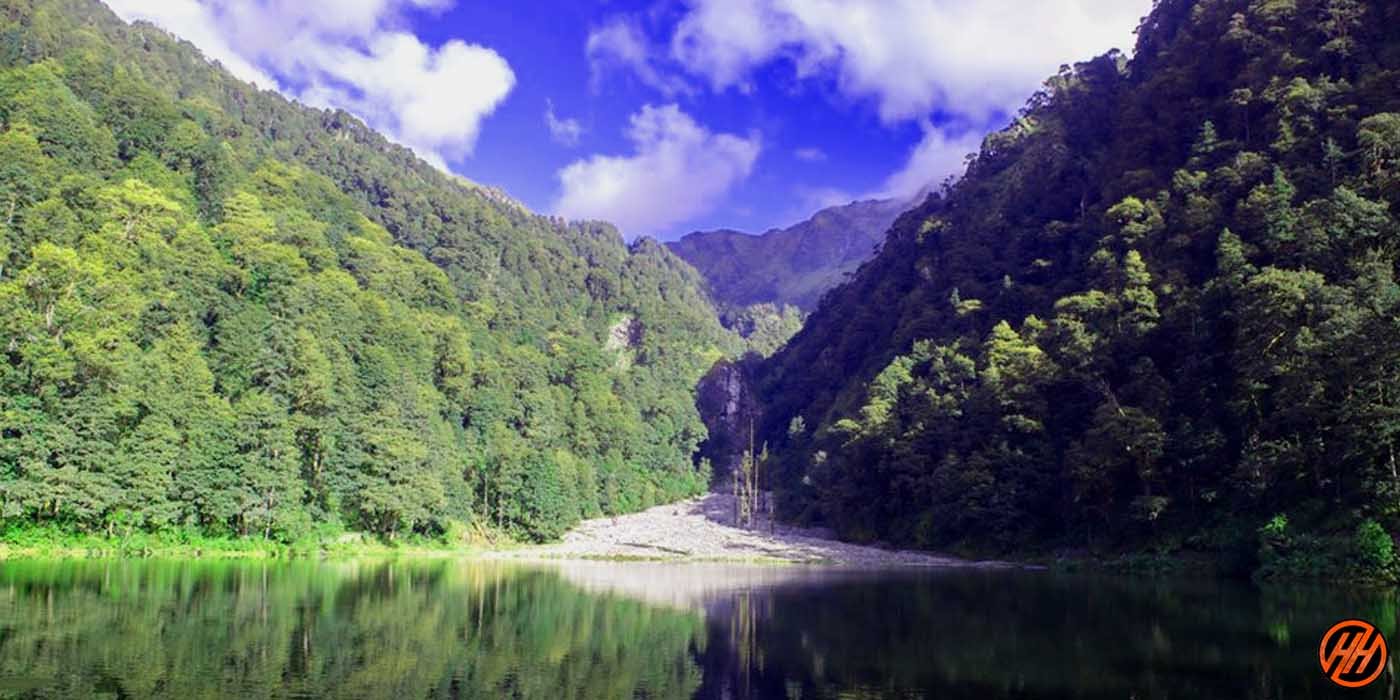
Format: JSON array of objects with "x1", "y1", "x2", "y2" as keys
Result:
[{"x1": 667, "y1": 197, "x2": 911, "y2": 312}]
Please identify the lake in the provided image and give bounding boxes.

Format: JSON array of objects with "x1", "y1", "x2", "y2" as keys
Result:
[{"x1": 0, "y1": 558, "x2": 1390, "y2": 699}]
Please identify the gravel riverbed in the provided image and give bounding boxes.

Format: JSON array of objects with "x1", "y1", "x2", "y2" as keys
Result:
[{"x1": 491, "y1": 491, "x2": 1017, "y2": 568}]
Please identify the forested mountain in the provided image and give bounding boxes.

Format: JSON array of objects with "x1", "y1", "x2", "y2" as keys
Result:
[
  {"x1": 0, "y1": 0, "x2": 737, "y2": 543},
  {"x1": 757, "y1": 0, "x2": 1400, "y2": 575},
  {"x1": 675, "y1": 199, "x2": 905, "y2": 465},
  {"x1": 667, "y1": 198, "x2": 905, "y2": 356},
  {"x1": 669, "y1": 198, "x2": 905, "y2": 313}
]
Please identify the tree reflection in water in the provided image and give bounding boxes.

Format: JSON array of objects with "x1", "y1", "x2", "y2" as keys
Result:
[{"x1": 0, "y1": 560, "x2": 1394, "y2": 699}]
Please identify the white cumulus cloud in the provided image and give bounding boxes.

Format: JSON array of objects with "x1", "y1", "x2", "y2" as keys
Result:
[
  {"x1": 102, "y1": 0, "x2": 514, "y2": 168},
  {"x1": 669, "y1": 0, "x2": 1148, "y2": 124},
  {"x1": 554, "y1": 104, "x2": 760, "y2": 238},
  {"x1": 794, "y1": 184, "x2": 856, "y2": 211},
  {"x1": 586, "y1": 17, "x2": 693, "y2": 97},
  {"x1": 545, "y1": 99, "x2": 584, "y2": 147},
  {"x1": 875, "y1": 122, "x2": 983, "y2": 201},
  {"x1": 103, "y1": 0, "x2": 279, "y2": 88},
  {"x1": 595, "y1": 0, "x2": 1148, "y2": 198}
]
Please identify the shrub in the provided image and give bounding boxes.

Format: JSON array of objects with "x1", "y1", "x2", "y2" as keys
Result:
[{"x1": 1352, "y1": 519, "x2": 1395, "y2": 578}]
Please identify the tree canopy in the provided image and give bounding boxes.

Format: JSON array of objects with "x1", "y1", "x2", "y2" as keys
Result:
[
  {"x1": 756, "y1": 0, "x2": 1400, "y2": 576},
  {"x1": 0, "y1": 0, "x2": 739, "y2": 543}
]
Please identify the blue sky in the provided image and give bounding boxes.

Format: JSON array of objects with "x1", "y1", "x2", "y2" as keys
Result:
[{"x1": 104, "y1": 0, "x2": 1151, "y2": 240}]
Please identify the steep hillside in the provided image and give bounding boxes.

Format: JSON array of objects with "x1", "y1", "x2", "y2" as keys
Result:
[
  {"x1": 0, "y1": 0, "x2": 737, "y2": 543},
  {"x1": 758, "y1": 0, "x2": 1400, "y2": 576},
  {"x1": 669, "y1": 198, "x2": 905, "y2": 312}
]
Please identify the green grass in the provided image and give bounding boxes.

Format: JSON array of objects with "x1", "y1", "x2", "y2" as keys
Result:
[{"x1": 0, "y1": 523, "x2": 524, "y2": 561}]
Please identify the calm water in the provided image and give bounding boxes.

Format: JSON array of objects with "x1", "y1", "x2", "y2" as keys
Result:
[{"x1": 0, "y1": 558, "x2": 1392, "y2": 699}]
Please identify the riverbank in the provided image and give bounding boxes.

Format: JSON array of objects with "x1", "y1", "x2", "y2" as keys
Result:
[
  {"x1": 0, "y1": 525, "x2": 515, "y2": 561},
  {"x1": 490, "y1": 491, "x2": 1019, "y2": 568},
  {"x1": 0, "y1": 492, "x2": 1017, "y2": 568}
]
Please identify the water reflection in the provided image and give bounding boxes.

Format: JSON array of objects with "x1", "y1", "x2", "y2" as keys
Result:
[
  {"x1": 689, "y1": 570, "x2": 1399, "y2": 699},
  {"x1": 0, "y1": 560, "x2": 703, "y2": 699},
  {"x1": 0, "y1": 559, "x2": 1393, "y2": 699}
]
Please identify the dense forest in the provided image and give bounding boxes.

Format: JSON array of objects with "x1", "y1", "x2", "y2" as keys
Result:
[
  {"x1": 757, "y1": 0, "x2": 1400, "y2": 576},
  {"x1": 0, "y1": 0, "x2": 738, "y2": 544}
]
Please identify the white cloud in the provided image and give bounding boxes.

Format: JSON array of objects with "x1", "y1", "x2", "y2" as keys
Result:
[
  {"x1": 292, "y1": 32, "x2": 513, "y2": 164},
  {"x1": 874, "y1": 122, "x2": 982, "y2": 200},
  {"x1": 554, "y1": 104, "x2": 760, "y2": 238},
  {"x1": 794, "y1": 185, "x2": 855, "y2": 211},
  {"x1": 668, "y1": 0, "x2": 1149, "y2": 124},
  {"x1": 103, "y1": 0, "x2": 278, "y2": 88},
  {"x1": 790, "y1": 123, "x2": 978, "y2": 213},
  {"x1": 545, "y1": 100, "x2": 584, "y2": 147},
  {"x1": 794, "y1": 147, "x2": 827, "y2": 162},
  {"x1": 587, "y1": 0, "x2": 1149, "y2": 210},
  {"x1": 101, "y1": 0, "x2": 514, "y2": 167},
  {"x1": 586, "y1": 17, "x2": 693, "y2": 97}
]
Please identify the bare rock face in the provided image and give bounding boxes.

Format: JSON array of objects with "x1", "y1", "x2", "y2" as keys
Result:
[
  {"x1": 605, "y1": 315, "x2": 643, "y2": 369},
  {"x1": 695, "y1": 359, "x2": 761, "y2": 478},
  {"x1": 604, "y1": 315, "x2": 640, "y2": 352}
]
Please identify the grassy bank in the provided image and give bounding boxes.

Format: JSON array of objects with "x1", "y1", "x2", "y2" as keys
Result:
[{"x1": 0, "y1": 524, "x2": 523, "y2": 561}]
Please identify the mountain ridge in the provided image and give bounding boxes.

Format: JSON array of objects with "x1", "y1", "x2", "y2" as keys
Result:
[{"x1": 667, "y1": 197, "x2": 909, "y2": 313}]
